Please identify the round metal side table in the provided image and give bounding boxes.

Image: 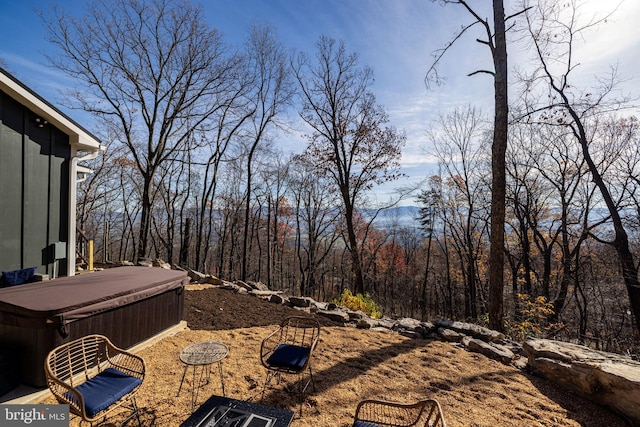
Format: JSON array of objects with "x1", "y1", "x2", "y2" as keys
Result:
[{"x1": 177, "y1": 341, "x2": 229, "y2": 411}]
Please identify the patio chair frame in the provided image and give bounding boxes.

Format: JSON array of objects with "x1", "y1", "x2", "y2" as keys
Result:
[
  {"x1": 260, "y1": 316, "x2": 320, "y2": 415},
  {"x1": 353, "y1": 398, "x2": 446, "y2": 427},
  {"x1": 44, "y1": 334, "x2": 145, "y2": 426}
]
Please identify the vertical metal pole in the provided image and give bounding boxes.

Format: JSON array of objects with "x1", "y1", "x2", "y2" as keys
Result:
[
  {"x1": 103, "y1": 220, "x2": 109, "y2": 263},
  {"x1": 88, "y1": 240, "x2": 94, "y2": 271}
]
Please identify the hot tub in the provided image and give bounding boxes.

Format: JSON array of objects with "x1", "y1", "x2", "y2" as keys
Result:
[{"x1": 0, "y1": 266, "x2": 187, "y2": 387}]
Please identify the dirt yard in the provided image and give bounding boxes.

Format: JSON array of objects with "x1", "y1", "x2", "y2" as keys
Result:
[{"x1": 50, "y1": 286, "x2": 630, "y2": 426}]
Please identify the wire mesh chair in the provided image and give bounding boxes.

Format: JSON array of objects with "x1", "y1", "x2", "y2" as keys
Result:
[
  {"x1": 260, "y1": 316, "x2": 321, "y2": 415},
  {"x1": 353, "y1": 399, "x2": 446, "y2": 427},
  {"x1": 45, "y1": 334, "x2": 145, "y2": 426}
]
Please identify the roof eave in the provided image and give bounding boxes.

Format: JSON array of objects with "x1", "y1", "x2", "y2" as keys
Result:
[{"x1": 0, "y1": 67, "x2": 101, "y2": 152}]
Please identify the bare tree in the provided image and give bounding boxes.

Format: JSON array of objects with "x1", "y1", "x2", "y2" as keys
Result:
[
  {"x1": 258, "y1": 151, "x2": 294, "y2": 288},
  {"x1": 151, "y1": 146, "x2": 193, "y2": 263},
  {"x1": 213, "y1": 162, "x2": 246, "y2": 278},
  {"x1": 617, "y1": 117, "x2": 640, "y2": 231},
  {"x1": 289, "y1": 155, "x2": 341, "y2": 297},
  {"x1": 427, "y1": 0, "x2": 522, "y2": 330},
  {"x1": 506, "y1": 121, "x2": 602, "y2": 327},
  {"x1": 76, "y1": 137, "x2": 126, "y2": 263},
  {"x1": 428, "y1": 105, "x2": 491, "y2": 319},
  {"x1": 42, "y1": 0, "x2": 240, "y2": 260},
  {"x1": 191, "y1": 87, "x2": 252, "y2": 273},
  {"x1": 520, "y1": 0, "x2": 640, "y2": 333},
  {"x1": 293, "y1": 36, "x2": 405, "y2": 295},
  {"x1": 240, "y1": 23, "x2": 295, "y2": 281},
  {"x1": 416, "y1": 184, "x2": 440, "y2": 320}
]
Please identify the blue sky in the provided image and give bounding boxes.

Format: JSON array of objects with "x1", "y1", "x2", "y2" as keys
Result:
[{"x1": 1, "y1": 0, "x2": 638, "y2": 204}]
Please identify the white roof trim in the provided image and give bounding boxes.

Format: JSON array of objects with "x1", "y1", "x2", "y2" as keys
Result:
[{"x1": 0, "y1": 68, "x2": 101, "y2": 152}]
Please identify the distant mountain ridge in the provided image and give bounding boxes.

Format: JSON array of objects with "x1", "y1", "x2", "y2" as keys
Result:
[{"x1": 362, "y1": 206, "x2": 421, "y2": 229}]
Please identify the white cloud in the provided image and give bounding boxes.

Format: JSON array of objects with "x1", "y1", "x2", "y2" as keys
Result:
[{"x1": 572, "y1": 1, "x2": 640, "y2": 93}]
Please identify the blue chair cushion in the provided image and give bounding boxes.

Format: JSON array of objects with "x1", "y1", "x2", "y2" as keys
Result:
[
  {"x1": 1, "y1": 267, "x2": 36, "y2": 287},
  {"x1": 72, "y1": 368, "x2": 142, "y2": 417},
  {"x1": 266, "y1": 344, "x2": 310, "y2": 371},
  {"x1": 354, "y1": 421, "x2": 381, "y2": 427}
]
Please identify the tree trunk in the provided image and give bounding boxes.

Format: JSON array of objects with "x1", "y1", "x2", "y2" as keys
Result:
[
  {"x1": 488, "y1": 0, "x2": 508, "y2": 331},
  {"x1": 241, "y1": 170, "x2": 252, "y2": 282},
  {"x1": 180, "y1": 217, "x2": 191, "y2": 268},
  {"x1": 520, "y1": 216, "x2": 533, "y2": 295},
  {"x1": 421, "y1": 231, "x2": 433, "y2": 321},
  {"x1": 466, "y1": 231, "x2": 478, "y2": 319},
  {"x1": 137, "y1": 174, "x2": 153, "y2": 260},
  {"x1": 618, "y1": 244, "x2": 640, "y2": 333},
  {"x1": 345, "y1": 204, "x2": 365, "y2": 295},
  {"x1": 267, "y1": 195, "x2": 273, "y2": 289},
  {"x1": 579, "y1": 133, "x2": 640, "y2": 333},
  {"x1": 560, "y1": 98, "x2": 640, "y2": 334},
  {"x1": 552, "y1": 213, "x2": 573, "y2": 322}
]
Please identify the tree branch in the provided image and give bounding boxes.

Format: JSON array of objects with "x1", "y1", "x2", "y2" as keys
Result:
[
  {"x1": 468, "y1": 69, "x2": 495, "y2": 77},
  {"x1": 425, "y1": 20, "x2": 481, "y2": 88}
]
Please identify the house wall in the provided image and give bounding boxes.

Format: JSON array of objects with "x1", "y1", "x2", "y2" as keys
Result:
[{"x1": 0, "y1": 90, "x2": 70, "y2": 277}]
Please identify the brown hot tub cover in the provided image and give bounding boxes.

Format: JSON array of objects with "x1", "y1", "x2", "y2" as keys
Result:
[
  {"x1": 0, "y1": 266, "x2": 187, "y2": 388},
  {"x1": 0, "y1": 266, "x2": 188, "y2": 329}
]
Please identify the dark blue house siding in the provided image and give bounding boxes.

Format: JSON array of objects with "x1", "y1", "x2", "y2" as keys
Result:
[{"x1": 0, "y1": 90, "x2": 70, "y2": 276}]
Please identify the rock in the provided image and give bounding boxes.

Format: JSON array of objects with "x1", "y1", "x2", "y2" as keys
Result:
[
  {"x1": 522, "y1": 338, "x2": 609, "y2": 364},
  {"x1": 498, "y1": 340, "x2": 526, "y2": 358},
  {"x1": 136, "y1": 257, "x2": 153, "y2": 267},
  {"x1": 464, "y1": 338, "x2": 514, "y2": 364},
  {"x1": 220, "y1": 282, "x2": 241, "y2": 292},
  {"x1": 289, "y1": 296, "x2": 312, "y2": 308},
  {"x1": 234, "y1": 280, "x2": 253, "y2": 291},
  {"x1": 249, "y1": 290, "x2": 282, "y2": 297},
  {"x1": 511, "y1": 355, "x2": 528, "y2": 370},
  {"x1": 356, "y1": 319, "x2": 372, "y2": 329},
  {"x1": 247, "y1": 281, "x2": 269, "y2": 291},
  {"x1": 376, "y1": 318, "x2": 396, "y2": 330},
  {"x1": 434, "y1": 318, "x2": 504, "y2": 342},
  {"x1": 153, "y1": 259, "x2": 171, "y2": 269},
  {"x1": 205, "y1": 276, "x2": 224, "y2": 285},
  {"x1": 188, "y1": 269, "x2": 206, "y2": 282},
  {"x1": 313, "y1": 301, "x2": 328, "y2": 310},
  {"x1": 421, "y1": 321, "x2": 436, "y2": 331},
  {"x1": 347, "y1": 310, "x2": 366, "y2": 320},
  {"x1": 460, "y1": 336, "x2": 473, "y2": 348},
  {"x1": 438, "y1": 328, "x2": 466, "y2": 342},
  {"x1": 355, "y1": 316, "x2": 381, "y2": 329},
  {"x1": 524, "y1": 338, "x2": 640, "y2": 425},
  {"x1": 395, "y1": 317, "x2": 433, "y2": 338},
  {"x1": 396, "y1": 317, "x2": 422, "y2": 331},
  {"x1": 490, "y1": 342, "x2": 517, "y2": 363},
  {"x1": 399, "y1": 329, "x2": 422, "y2": 339},
  {"x1": 317, "y1": 309, "x2": 350, "y2": 323},
  {"x1": 268, "y1": 294, "x2": 284, "y2": 304}
]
